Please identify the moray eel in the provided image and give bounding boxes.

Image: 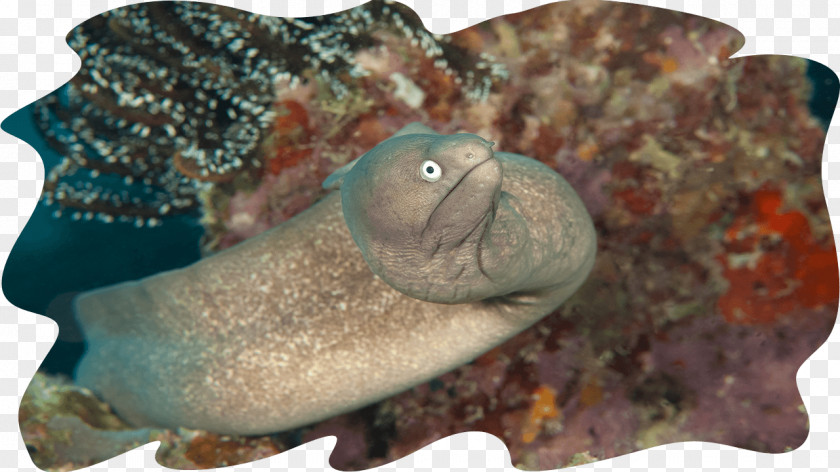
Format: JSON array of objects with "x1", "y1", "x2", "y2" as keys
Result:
[{"x1": 73, "y1": 123, "x2": 596, "y2": 435}]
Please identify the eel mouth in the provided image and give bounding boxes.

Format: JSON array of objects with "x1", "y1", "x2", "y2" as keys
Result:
[
  {"x1": 434, "y1": 157, "x2": 503, "y2": 216},
  {"x1": 463, "y1": 157, "x2": 501, "y2": 184},
  {"x1": 421, "y1": 157, "x2": 503, "y2": 250}
]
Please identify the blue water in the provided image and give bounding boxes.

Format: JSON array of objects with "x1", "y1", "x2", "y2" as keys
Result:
[
  {"x1": 1, "y1": 103, "x2": 204, "y2": 375},
  {"x1": 808, "y1": 61, "x2": 838, "y2": 129}
]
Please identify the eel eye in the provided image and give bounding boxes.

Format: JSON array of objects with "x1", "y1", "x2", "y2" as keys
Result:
[{"x1": 420, "y1": 160, "x2": 442, "y2": 182}]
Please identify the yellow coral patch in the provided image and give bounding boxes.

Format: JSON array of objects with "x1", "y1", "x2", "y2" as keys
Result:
[
  {"x1": 521, "y1": 385, "x2": 559, "y2": 443},
  {"x1": 661, "y1": 57, "x2": 679, "y2": 73}
]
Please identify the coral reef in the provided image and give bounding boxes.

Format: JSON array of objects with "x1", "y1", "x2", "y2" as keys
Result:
[
  {"x1": 34, "y1": 0, "x2": 507, "y2": 227},
  {"x1": 22, "y1": 0, "x2": 837, "y2": 470},
  {"x1": 20, "y1": 373, "x2": 284, "y2": 470}
]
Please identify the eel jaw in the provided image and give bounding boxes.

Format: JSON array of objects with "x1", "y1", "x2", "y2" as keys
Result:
[{"x1": 420, "y1": 157, "x2": 503, "y2": 257}]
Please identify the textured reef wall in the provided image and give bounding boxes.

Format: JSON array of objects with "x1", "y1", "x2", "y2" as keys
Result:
[{"x1": 15, "y1": 0, "x2": 838, "y2": 470}]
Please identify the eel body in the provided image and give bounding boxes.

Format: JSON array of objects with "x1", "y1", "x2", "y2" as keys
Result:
[{"x1": 73, "y1": 124, "x2": 596, "y2": 435}]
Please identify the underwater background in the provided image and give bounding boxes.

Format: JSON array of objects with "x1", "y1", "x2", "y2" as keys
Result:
[{"x1": 1, "y1": 0, "x2": 839, "y2": 471}]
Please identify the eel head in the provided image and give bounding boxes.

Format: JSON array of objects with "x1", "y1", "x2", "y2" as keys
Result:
[{"x1": 324, "y1": 128, "x2": 509, "y2": 303}]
